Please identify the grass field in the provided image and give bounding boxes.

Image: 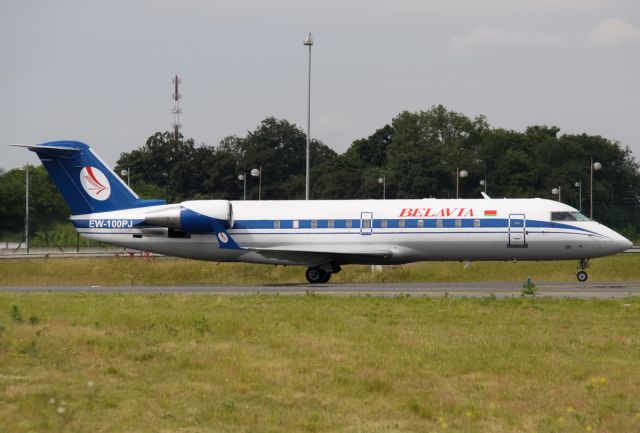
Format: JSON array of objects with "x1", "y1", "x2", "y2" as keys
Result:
[
  {"x1": 1, "y1": 294, "x2": 639, "y2": 432},
  {"x1": 1, "y1": 254, "x2": 639, "y2": 286}
]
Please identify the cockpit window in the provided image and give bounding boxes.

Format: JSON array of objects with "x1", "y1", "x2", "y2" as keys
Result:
[
  {"x1": 571, "y1": 212, "x2": 590, "y2": 221},
  {"x1": 551, "y1": 211, "x2": 590, "y2": 221}
]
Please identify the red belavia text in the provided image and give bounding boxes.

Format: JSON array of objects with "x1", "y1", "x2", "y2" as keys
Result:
[{"x1": 399, "y1": 208, "x2": 475, "y2": 217}]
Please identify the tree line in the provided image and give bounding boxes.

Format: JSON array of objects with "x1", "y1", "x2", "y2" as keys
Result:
[{"x1": 2, "y1": 105, "x2": 639, "y2": 245}]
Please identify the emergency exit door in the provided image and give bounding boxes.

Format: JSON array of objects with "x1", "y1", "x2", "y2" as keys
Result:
[
  {"x1": 360, "y1": 212, "x2": 373, "y2": 235},
  {"x1": 508, "y1": 213, "x2": 527, "y2": 247}
]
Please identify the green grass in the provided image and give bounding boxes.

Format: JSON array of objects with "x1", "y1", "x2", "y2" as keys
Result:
[
  {"x1": 1, "y1": 294, "x2": 639, "y2": 432},
  {"x1": 0, "y1": 254, "x2": 639, "y2": 286}
]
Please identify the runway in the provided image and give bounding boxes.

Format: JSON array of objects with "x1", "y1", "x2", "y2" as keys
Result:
[{"x1": 2, "y1": 281, "x2": 640, "y2": 298}]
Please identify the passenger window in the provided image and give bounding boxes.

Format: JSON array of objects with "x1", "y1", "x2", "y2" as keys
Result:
[
  {"x1": 293, "y1": 220, "x2": 299, "y2": 229},
  {"x1": 311, "y1": 220, "x2": 317, "y2": 229},
  {"x1": 346, "y1": 219, "x2": 352, "y2": 229},
  {"x1": 455, "y1": 219, "x2": 462, "y2": 228},
  {"x1": 274, "y1": 220, "x2": 280, "y2": 229},
  {"x1": 418, "y1": 219, "x2": 424, "y2": 228},
  {"x1": 381, "y1": 220, "x2": 387, "y2": 228},
  {"x1": 398, "y1": 219, "x2": 405, "y2": 228},
  {"x1": 474, "y1": 219, "x2": 480, "y2": 228},
  {"x1": 436, "y1": 219, "x2": 443, "y2": 228},
  {"x1": 328, "y1": 219, "x2": 334, "y2": 229}
]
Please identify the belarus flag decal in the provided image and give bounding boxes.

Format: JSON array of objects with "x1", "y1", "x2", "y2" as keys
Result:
[{"x1": 484, "y1": 210, "x2": 497, "y2": 217}]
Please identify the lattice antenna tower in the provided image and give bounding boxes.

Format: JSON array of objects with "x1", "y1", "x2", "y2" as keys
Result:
[{"x1": 172, "y1": 75, "x2": 182, "y2": 140}]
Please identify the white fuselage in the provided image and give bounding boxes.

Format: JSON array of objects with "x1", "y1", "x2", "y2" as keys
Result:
[{"x1": 70, "y1": 198, "x2": 632, "y2": 267}]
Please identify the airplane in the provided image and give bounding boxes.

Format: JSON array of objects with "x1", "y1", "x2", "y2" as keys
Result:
[{"x1": 11, "y1": 140, "x2": 633, "y2": 284}]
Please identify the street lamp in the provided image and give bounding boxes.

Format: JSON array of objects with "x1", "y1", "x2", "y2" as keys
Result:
[
  {"x1": 237, "y1": 173, "x2": 246, "y2": 200},
  {"x1": 20, "y1": 164, "x2": 29, "y2": 253},
  {"x1": 552, "y1": 186, "x2": 561, "y2": 202},
  {"x1": 303, "y1": 32, "x2": 314, "y2": 200},
  {"x1": 590, "y1": 158, "x2": 602, "y2": 218},
  {"x1": 378, "y1": 176, "x2": 386, "y2": 200},
  {"x1": 574, "y1": 181, "x2": 582, "y2": 212},
  {"x1": 456, "y1": 168, "x2": 468, "y2": 199},
  {"x1": 120, "y1": 168, "x2": 130, "y2": 186},
  {"x1": 251, "y1": 166, "x2": 262, "y2": 200},
  {"x1": 479, "y1": 179, "x2": 487, "y2": 194}
]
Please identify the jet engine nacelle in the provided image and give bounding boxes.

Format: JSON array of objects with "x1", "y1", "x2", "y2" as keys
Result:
[{"x1": 144, "y1": 200, "x2": 233, "y2": 233}]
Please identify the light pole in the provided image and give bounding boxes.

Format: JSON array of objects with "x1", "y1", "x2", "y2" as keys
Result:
[
  {"x1": 590, "y1": 158, "x2": 602, "y2": 218},
  {"x1": 251, "y1": 166, "x2": 262, "y2": 200},
  {"x1": 552, "y1": 186, "x2": 562, "y2": 202},
  {"x1": 22, "y1": 164, "x2": 29, "y2": 253},
  {"x1": 120, "y1": 169, "x2": 130, "y2": 186},
  {"x1": 456, "y1": 168, "x2": 468, "y2": 199},
  {"x1": 237, "y1": 173, "x2": 246, "y2": 200},
  {"x1": 303, "y1": 32, "x2": 314, "y2": 200},
  {"x1": 378, "y1": 176, "x2": 386, "y2": 200},
  {"x1": 574, "y1": 181, "x2": 582, "y2": 212},
  {"x1": 479, "y1": 179, "x2": 487, "y2": 194}
]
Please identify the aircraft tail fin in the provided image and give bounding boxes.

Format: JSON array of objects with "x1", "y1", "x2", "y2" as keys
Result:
[{"x1": 10, "y1": 141, "x2": 165, "y2": 215}]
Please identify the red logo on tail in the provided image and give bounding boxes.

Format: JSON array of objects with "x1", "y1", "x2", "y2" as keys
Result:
[{"x1": 79, "y1": 166, "x2": 111, "y2": 201}]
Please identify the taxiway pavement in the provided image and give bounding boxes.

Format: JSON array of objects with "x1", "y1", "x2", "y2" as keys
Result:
[{"x1": 2, "y1": 281, "x2": 639, "y2": 299}]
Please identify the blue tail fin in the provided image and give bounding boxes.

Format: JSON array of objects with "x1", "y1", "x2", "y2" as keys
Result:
[{"x1": 15, "y1": 141, "x2": 165, "y2": 215}]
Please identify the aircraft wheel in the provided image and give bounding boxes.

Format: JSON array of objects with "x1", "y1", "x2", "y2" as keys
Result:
[
  {"x1": 320, "y1": 271, "x2": 332, "y2": 283},
  {"x1": 576, "y1": 271, "x2": 588, "y2": 282},
  {"x1": 306, "y1": 267, "x2": 328, "y2": 284}
]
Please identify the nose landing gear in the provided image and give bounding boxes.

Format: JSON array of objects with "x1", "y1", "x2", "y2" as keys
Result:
[{"x1": 576, "y1": 258, "x2": 589, "y2": 282}]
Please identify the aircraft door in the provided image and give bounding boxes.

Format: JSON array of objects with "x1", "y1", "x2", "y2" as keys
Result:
[
  {"x1": 360, "y1": 212, "x2": 373, "y2": 235},
  {"x1": 508, "y1": 213, "x2": 527, "y2": 247}
]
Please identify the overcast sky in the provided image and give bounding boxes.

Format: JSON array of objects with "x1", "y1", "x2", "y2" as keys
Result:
[{"x1": 2, "y1": 0, "x2": 639, "y2": 171}]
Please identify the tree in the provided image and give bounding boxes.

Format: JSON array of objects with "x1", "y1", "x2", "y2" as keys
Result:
[
  {"x1": 116, "y1": 132, "x2": 207, "y2": 201},
  {"x1": 0, "y1": 166, "x2": 69, "y2": 242},
  {"x1": 385, "y1": 105, "x2": 488, "y2": 198},
  {"x1": 223, "y1": 117, "x2": 337, "y2": 200},
  {"x1": 345, "y1": 124, "x2": 394, "y2": 167}
]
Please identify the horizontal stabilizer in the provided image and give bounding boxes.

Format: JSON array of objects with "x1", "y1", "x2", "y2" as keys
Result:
[{"x1": 9, "y1": 143, "x2": 81, "y2": 152}]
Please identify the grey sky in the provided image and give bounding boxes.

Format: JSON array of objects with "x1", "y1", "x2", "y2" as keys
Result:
[{"x1": 2, "y1": 0, "x2": 639, "y2": 171}]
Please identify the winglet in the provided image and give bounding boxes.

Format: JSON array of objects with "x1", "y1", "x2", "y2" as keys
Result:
[{"x1": 481, "y1": 192, "x2": 491, "y2": 199}]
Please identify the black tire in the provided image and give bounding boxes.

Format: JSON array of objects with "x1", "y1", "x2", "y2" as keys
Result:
[
  {"x1": 576, "y1": 271, "x2": 588, "y2": 282},
  {"x1": 320, "y1": 271, "x2": 331, "y2": 283},
  {"x1": 306, "y1": 267, "x2": 327, "y2": 284}
]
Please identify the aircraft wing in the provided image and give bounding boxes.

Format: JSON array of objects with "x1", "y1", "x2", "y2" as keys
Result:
[{"x1": 246, "y1": 245, "x2": 393, "y2": 267}]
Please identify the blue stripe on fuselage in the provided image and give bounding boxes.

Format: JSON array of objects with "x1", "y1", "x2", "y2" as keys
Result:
[
  {"x1": 72, "y1": 217, "x2": 597, "y2": 236},
  {"x1": 232, "y1": 218, "x2": 595, "y2": 234}
]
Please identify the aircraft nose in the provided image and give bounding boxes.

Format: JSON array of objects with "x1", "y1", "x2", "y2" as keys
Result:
[
  {"x1": 610, "y1": 235, "x2": 633, "y2": 253},
  {"x1": 597, "y1": 224, "x2": 634, "y2": 254}
]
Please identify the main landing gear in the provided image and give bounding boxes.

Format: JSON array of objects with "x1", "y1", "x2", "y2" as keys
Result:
[
  {"x1": 576, "y1": 258, "x2": 589, "y2": 282},
  {"x1": 305, "y1": 263, "x2": 342, "y2": 284}
]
